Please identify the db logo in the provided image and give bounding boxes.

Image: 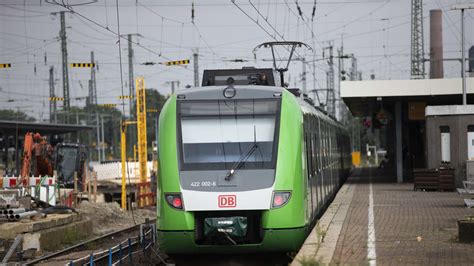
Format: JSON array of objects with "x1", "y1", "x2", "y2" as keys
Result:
[{"x1": 218, "y1": 195, "x2": 236, "y2": 208}]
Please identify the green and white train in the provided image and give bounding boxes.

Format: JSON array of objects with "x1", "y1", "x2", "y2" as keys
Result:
[{"x1": 157, "y1": 68, "x2": 351, "y2": 254}]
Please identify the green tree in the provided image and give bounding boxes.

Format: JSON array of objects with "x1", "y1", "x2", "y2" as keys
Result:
[
  {"x1": 145, "y1": 88, "x2": 167, "y2": 152},
  {"x1": 0, "y1": 109, "x2": 35, "y2": 121},
  {"x1": 56, "y1": 105, "x2": 123, "y2": 161}
]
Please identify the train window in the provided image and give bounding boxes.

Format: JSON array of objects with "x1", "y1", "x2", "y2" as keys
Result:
[
  {"x1": 324, "y1": 126, "x2": 327, "y2": 166},
  {"x1": 307, "y1": 132, "x2": 313, "y2": 179},
  {"x1": 178, "y1": 99, "x2": 280, "y2": 170},
  {"x1": 313, "y1": 133, "x2": 318, "y2": 173},
  {"x1": 180, "y1": 99, "x2": 278, "y2": 116}
]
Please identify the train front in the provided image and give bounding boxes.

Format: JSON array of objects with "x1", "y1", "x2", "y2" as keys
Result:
[{"x1": 157, "y1": 82, "x2": 308, "y2": 254}]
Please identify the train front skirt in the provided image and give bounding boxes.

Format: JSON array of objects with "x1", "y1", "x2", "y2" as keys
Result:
[{"x1": 157, "y1": 226, "x2": 308, "y2": 254}]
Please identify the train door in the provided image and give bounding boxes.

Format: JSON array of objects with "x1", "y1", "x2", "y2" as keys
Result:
[
  {"x1": 309, "y1": 126, "x2": 316, "y2": 219},
  {"x1": 313, "y1": 116, "x2": 320, "y2": 213},
  {"x1": 316, "y1": 117, "x2": 324, "y2": 210},
  {"x1": 337, "y1": 129, "x2": 342, "y2": 187},
  {"x1": 334, "y1": 129, "x2": 337, "y2": 190},
  {"x1": 322, "y1": 122, "x2": 328, "y2": 202},
  {"x1": 329, "y1": 125, "x2": 334, "y2": 195},
  {"x1": 304, "y1": 116, "x2": 314, "y2": 221},
  {"x1": 311, "y1": 116, "x2": 318, "y2": 215}
]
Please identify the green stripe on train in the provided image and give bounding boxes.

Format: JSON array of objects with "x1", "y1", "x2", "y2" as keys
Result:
[
  {"x1": 262, "y1": 89, "x2": 308, "y2": 229},
  {"x1": 157, "y1": 95, "x2": 195, "y2": 230}
]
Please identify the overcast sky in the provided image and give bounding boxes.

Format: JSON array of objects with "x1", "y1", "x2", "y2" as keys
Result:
[{"x1": 0, "y1": 0, "x2": 473, "y2": 121}]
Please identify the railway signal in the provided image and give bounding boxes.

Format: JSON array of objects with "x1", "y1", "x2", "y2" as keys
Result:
[
  {"x1": 0, "y1": 63, "x2": 11, "y2": 68},
  {"x1": 70, "y1": 63, "x2": 95, "y2": 68},
  {"x1": 49, "y1": 97, "x2": 64, "y2": 101},
  {"x1": 118, "y1": 95, "x2": 133, "y2": 99},
  {"x1": 341, "y1": 70, "x2": 349, "y2": 81},
  {"x1": 97, "y1": 103, "x2": 117, "y2": 108},
  {"x1": 165, "y1": 59, "x2": 190, "y2": 66}
]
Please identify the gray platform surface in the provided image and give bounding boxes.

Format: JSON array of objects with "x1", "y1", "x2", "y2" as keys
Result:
[{"x1": 292, "y1": 169, "x2": 474, "y2": 265}]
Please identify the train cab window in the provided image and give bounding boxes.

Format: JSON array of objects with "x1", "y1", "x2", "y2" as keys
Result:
[{"x1": 178, "y1": 99, "x2": 280, "y2": 170}]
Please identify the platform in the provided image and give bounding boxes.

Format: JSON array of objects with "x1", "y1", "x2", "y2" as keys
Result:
[
  {"x1": 293, "y1": 168, "x2": 474, "y2": 265},
  {"x1": 0, "y1": 213, "x2": 92, "y2": 258}
]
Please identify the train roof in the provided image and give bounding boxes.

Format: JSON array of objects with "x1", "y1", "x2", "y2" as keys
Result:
[
  {"x1": 285, "y1": 88, "x2": 342, "y2": 127},
  {"x1": 201, "y1": 68, "x2": 280, "y2": 87}
]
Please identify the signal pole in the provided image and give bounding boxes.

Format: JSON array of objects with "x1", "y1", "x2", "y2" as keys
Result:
[
  {"x1": 49, "y1": 66, "x2": 57, "y2": 123},
  {"x1": 301, "y1": 57, "x2": 307, "y2": 93},
  {"x1": 350, "y1": 56, "x2": 358, "y2": 81},
  {"x1": 96, "y1": 112, "x2": 101, "y2": 162},
  {"x1": 89, "y1": 51, "x2": 97, "y2": 105},
  {"x1": 193, "y1": 50, "x2": 199, "y2": 87},
  {"x1": 325, "y1": 44, "x2": 335, "y2": 117},
  {"x1": 166, "y1": 81, "x2": 180, "y2": 94},
  {"x1": 127, "y1": 34, "x2": 135, "y2": 117},
  {"x1": 59, "y1": 11, "x2": 70, "y2": 114}
]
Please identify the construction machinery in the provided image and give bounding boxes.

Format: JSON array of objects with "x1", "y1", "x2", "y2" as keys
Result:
[
  {"x1": 20, "y1": 133, "x2": 54, "y2": 180},
  {"x1": 55, "y1": 143, "x2": 86, "y2": 189},
  {"x1": 19, "y1": 132, "x2": 86, "y2": 190}
]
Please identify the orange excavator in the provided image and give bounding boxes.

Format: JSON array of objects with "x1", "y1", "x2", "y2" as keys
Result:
[
  {"x1": 19, "y1": 132, "x2": 86, "y2": 189},
  {"x1": 20, "y1": 133, "x2": 54, "y2": 184}
]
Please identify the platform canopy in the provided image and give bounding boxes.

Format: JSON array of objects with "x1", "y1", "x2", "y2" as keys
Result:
[
  {"x1": 341, "y1": 77, "x2": 474, "y2": 116},
  {"x1": 0, "y1": 120, "x2": 93, "y2": 135}
]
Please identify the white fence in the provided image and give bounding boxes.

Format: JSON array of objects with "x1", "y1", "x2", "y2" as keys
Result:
[{"x1": 90, "y1": 161, "x2": 153, "y2": 180}]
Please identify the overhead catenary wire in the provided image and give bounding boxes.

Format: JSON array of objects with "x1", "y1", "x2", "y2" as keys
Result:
[
  {"x1": 137, "y1": 0, "x2": 221, "y2": 58},
  {"x1": 231, "y1": 0, "x2": 278, "y2": 41},
  {"x1": 47, "y1": 1, "x2": 191, "y2": 72}
]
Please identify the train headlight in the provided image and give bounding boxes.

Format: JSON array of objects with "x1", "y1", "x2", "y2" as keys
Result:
[
  {"x1": 271, "y1": 191, "x2": 291, "y2": 208},
  {"x1": 165, "y1": 193, "x2": 183, "y2": 210},
  {"x1": 223, "y1": 86, "x2": 236, "y2": 98}
]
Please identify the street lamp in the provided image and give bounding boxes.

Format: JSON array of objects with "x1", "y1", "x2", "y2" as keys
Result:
[{"x1": 451, "y1": 3, "x2": 474, "y2": 105}]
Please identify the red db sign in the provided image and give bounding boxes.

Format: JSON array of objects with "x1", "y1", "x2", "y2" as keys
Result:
[{"x1": 218, "y1": 195, "x2": 236, "y2": 208}]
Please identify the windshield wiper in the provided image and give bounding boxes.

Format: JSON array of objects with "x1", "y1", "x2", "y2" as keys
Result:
[{"x1": 224, "y1": 142, "x2": 259, "y2": 181}]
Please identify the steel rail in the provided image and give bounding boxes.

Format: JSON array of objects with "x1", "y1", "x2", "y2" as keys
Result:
[{"x1": 24, "y1": 218, "x2": 156, "y2": 265}]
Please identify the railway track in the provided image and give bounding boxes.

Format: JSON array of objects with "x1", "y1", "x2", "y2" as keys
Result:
[{"x1": 25, "y1": 218, "x2": 157, "y2": 265}]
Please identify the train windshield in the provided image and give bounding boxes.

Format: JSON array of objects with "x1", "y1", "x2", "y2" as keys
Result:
[{"x1": 178, "y1": 99, "x2": 280, "y2": 170}]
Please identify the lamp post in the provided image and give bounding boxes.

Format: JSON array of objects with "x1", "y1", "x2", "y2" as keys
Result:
[{"x1": 451, "y1": 3, "x2": 474, "y2": 105}]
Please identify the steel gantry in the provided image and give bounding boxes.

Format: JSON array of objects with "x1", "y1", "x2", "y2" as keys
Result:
[
  {"x1": 135, "y1": 76, "x2": 150, "y2": 207},
  {"x1": 411, "y1": 0, "x2": 425, "y2": 79},
  {"x1": 120, "y1": 76, "x2": 151, "y2": 210}
]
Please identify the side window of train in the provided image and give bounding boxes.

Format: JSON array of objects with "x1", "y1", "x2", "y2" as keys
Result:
[
  {"x1": 304, "y1": 117, "x2": 312, "y2": 179},
  {"x1": 325, "y1": 123, "x2": 328, "y2": 166},
  {"x1": 311, "y1": 133, "x2": 316, "y2": 176},
  {"x1": 314, "y1": 131, "x2": 318, "y2": 173},
  {"x1": 308, "y1": 132, "x2": 313, "y2": 179},
  {"x1": 322, "y1": 122, "x2": 326, "y2": 167},
  {"x1": 315, "y1": 119, "x2": 320, "y2": 172},
  {"x1": 327, "y1": 124, "x2": 330, "y2": 165},
  {"x1": 311, "y1": 117, "x2": 316, "y2": 177}
]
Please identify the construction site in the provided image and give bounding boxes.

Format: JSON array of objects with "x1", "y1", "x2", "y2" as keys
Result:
[{"x1": 0, "y1": 75, "x2": 157, "y2": 264}]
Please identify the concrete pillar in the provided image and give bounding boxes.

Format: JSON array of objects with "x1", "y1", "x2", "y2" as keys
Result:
[
  {"x1": 395, "y1": 101, "x2": 403, "y2": 183},
  {"x1": 430, "y1": 9, "x2": 444, "y2": 79}
]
